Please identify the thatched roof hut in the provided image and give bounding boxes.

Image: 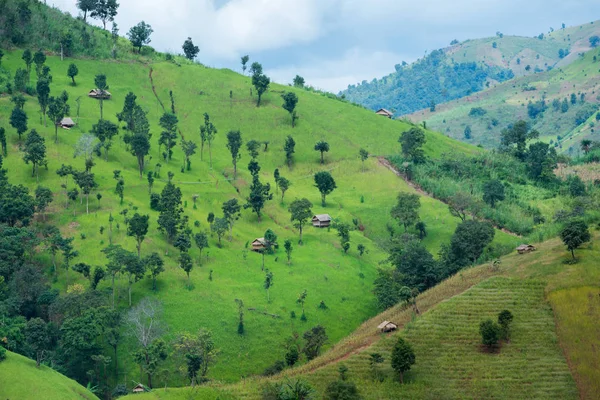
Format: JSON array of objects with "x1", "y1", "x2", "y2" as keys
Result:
[
  {"x1": 375, "y1": 108, "x2": 393, "y2": 118},
  {"x1": 132, "y1": 383, "x2": 146, "y2": 393},
  {"x1": 251, "y1": 238, "x2": 268, "y2": 252},
  {"x1": 312, "y1": 214, "x2": 331, "y2": 228},
  {"x1": 60, "y1": 117, "x2": 75, "y2": 128},
  {"x1": 516, "y1": 244, "x2": 536, "y2": 254},
  {"x1": 377, "y1": 320, "x2": 398, "y2": 332},
  {"x1": 88, "y1": 89, "x2": 111, "y2": 99}
]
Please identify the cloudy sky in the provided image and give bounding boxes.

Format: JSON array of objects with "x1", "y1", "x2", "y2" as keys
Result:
[{"x1": 49, "y1": 0, "x2": 600, "y2": 92}]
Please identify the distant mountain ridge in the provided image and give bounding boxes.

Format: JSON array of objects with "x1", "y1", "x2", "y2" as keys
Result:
[{"x1": 340, "y1": 19, "x2": 600, "y2": 117}]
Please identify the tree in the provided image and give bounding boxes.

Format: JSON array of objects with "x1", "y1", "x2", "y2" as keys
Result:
[
  {"x1": 47, "y1": 96, "x2": 67, "y2": 144},
  {"x1": 450, "y1": 220, "x2": 495, "y2": 266},
  {"x1": 568, "y1": 175, "x2": 586, "y2": 197},
  {"x1": 211, "y1": 217, "x2": 229, "y2": 247},
  {"x1": 284, "y1": 135, "x2": 296, "y2": 167},
  {"x1": 359, "y1": 148, "x2": 369, "y2": 172},
  {"x1": 117, "y1": 92, "x2": 137, "y2": 130},
  {"x1": 264, "y1": 229, "x2": 278, "y2": 255},
  {"x1": 581, "y1": 139, "x2": 592, "y2": 154},
  {"x1": 303, "y1": 325, "x2": 328, "y2": 361},
  {"x1": 127, "y1": 21, "x2": 153, "y2": 52},
  {"x1": 157, "y1": 180, "x2": 183, "y2": 243},
  {"x1": 314, "y1": 171, "x2": 337, "y2": 206},
  {"x1": 174, "y1": 329, "x2": 218, "y2": 385},
  {"x1": 76, "y1": 0, "x2": 96, "y2": 22},
  {"x1": 222, "y1": 198, "x2": 241, "y2": 240},
  {"x1": 199, "y1": 113, "x2": 217, "y2": 163},
  {"x1": 128, "y1": 213, "x2": 149, "y2": 257},
  {"x1": 159, "y1": 113, "x2": 178, "y2": 164},
  {"x1": 33, "y1": 49, "x2": 46, "y2": 78},
  {"x1": 91, "y1": 0, "x2": 119, "y2": 30},
  {"x1": 35, "y1": 186, "x2": 53, "y2": 221},
  {"x1": 498, "y1": 310, "x2": 513, "y2": 340},
  {"x1": 23, "y1": 130, "x2": 47, "y2": 182},
  {"x1": 0, "y1": 128, "x2": 6, "y2": 157},
  {"x1": 483, "y1": 180, "x2": 505, "y2": 208},
  {"x1": 284, "y1": 239, "x2": 293, "y2": 264},
  {"x1": 391, "y1": 337, "x2": 415, "y2": 384},
  {"x1": 264, "y1": 269, "x2": 274, "y2": 302},
  {"x1": 296, "y1": 289, "x2": 308, "y2": 319},
  {"x1": 60, "y1": 237, "x2": 79, "y2": 286},
  {"x1": 391, "y1": 193, "x2": 420, "y2": 232},
  {"x1": 194, "y1": 232, "x2": 209, "y2": 264},
  {"x1": 399, "y1": 127, "x2": 426, "y2": 163},
  {"x1": 143, "y1": 252, "x2": 164, "y2": 291},
  {"x1": 91, "y1": 119, "x2": 119, "y2": 160},
  {"x1": 182, "y1": 37, "x2": 200, "y2": 60},
  {"x1": 526, "y1": 142, "x2": 557, "y2": 182},
  {"x1": 67, "y1": 63, "x2": 79, "y2": 85},
  {"x1": 282, "y1": 92, "x2": 299, "y2": 127},
  {"x1": 181, "y1": 140, "x2": 197, "y2": 171},
  {"x1": 241, "y1": 55, "x2": 250, "y2": 74},
  {"x1": 500, "y1": 120, "x2": 539, "y2": 160},
  {"x1": 324, "y1": 367, "x2": 361, "y2": 400},
  {"x1": 72, "y1": 262, "x2": 91, "y2": 280},
  {"x1": 314, "y1": 141, "x2": 330, "y2": 164},
  {"x1": 278, "y1": 177, "x2": 291, "y2": 203},
  {"x1": 25, "y1": 317, "x2": 50, "y2": 368},
  {"x1": 226, "y1": 130, "x2": 243, "y2": 178},
  {"x1": 244, "y1": 168, "x2": 272, "y2": 222},
  {"x1": 179, "y1": 252, "x2": 194, "y2": 287},
  {"x1": 10, "y1": 107, "x2": 28, "y2": 143},
  {"x1": 128, "y1": 105, "x2": 152, "y2": 178},
  {"x1": 288, "y1": 198, "x2": 312, "y2": 244},
  {"x1": 94, "y1": 74, "x2": 109, "y2": 119},
  {"x1": 464, "y1": 125, "x2": 472, "y2": 139},
  {"x1": 22, "y1": 50, "x2": 33, "y2": 78},
  {"x1": 589, "y1": 35, "x2": 600, "y2": 48},
  {"x1": 36, "y1": 78, "x2": 50, "y2": 127},
  {"x1": 447, "y1": 192, "x2": 472, "y2": 222},
  {"x1": 479, "y1": 319, "x2": 501, "y2": 348},
  {"x1": 559, "y1": 220, "x2": 591, "y2": 260},
  {"x1": 293, "y1": 75, "x2": 305, "y2": 88},
  {"x1": 251, "y1": 63, "x2": 270, "y2": 107},
  {"x1": 246, "y1": 139, "x2": 260, "y2": 160},
  {"x1": 388, "y1": 238, "x2": 439, "y2": 291}
]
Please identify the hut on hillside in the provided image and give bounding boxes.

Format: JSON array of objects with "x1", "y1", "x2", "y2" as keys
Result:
[
  {"x1": 88, "y1": 88, "x2": 111, "y2": 99},
  {"x1": 516, "y1": 244, "x2": 536, "y2": 254},
  {"x1": 60, "y1": 117, "x2": 75, "y2": 129},
  {"x1": 132, "y1": 383, "x2": 147, "y2": 393},
  {"x1": 375, "y1": 108, "x2": 393, "y2": 118},
  {"x1": 312, "y1": 214, "x2": 331, "y2": 228},
  {"x1": 377, "y1": 320, "x2": 398, "y2": 333},
  {"x1": 251, "y1": 238, "x2": 268, "y2": 252}
]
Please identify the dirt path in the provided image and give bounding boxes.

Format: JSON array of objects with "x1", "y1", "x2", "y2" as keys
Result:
[
  {"x1": 377, "y1": 157, "x2": 521, "y2": 238},
  {"x1": 148, "y1": 67, "x2": 186, "y2": 140}
]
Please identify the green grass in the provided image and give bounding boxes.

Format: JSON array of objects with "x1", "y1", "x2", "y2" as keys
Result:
[
  {"x1": 0, "y1": 351, "x2": 98, "y2": 400},
  {"x1": 0, "y1": 47, "x2": 507, "y2": 387}
]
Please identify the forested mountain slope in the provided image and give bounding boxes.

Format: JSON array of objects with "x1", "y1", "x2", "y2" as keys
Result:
[{"x1": 341, "y1": 20, "x2": 600, "y2": 116}]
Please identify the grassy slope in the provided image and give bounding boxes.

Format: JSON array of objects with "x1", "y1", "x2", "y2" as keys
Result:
[
  {"x1": 0, "y1": 351, "x2": 98, "y2": 400},
  {"x1": 0, "y1": 49, "x2": 514, "y2": 386},
  {"x1": 126, "y1": 233, "x2": 600, "y2": 400},
  {"x1": 408, "y1": 46, "x2": 600, "y2": 152}
]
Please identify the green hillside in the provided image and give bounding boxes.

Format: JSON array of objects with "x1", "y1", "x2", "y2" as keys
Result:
[
  {"x1": 341, "y1": 20, "x2": 600, "y2": 116},
  {"x1": 0, "y1": 43, "x2": 515, "y2": 388},
  {"x1": 407, "y1": 46, "x2": 600, "y2": 153},
  {"x1": 0, "y1": 351, "x2": 98, "y2": 400}
]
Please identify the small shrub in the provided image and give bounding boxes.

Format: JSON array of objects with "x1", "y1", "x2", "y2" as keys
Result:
[
  {"x1": 290, "y1": 311, "x2": 296, "y2": 319},
  {"x1": 263, "y1": 360, "x2": 285, "y2": 376},
  {"x1": 480, "y1": 319, "x2": 501, "y2": 348},
  {"x1": 318, "y1": 301, "x2": 328, "y2": 310},
  {"x1": 150, "y1": 193, "x2": 161, "y2": 210},
  {"x1": 0, "y1": 346, "x2": 6, "y2": 362},
  {"x1": 498, "y1": 310, "x2": 513, "y2": 340},
  {"x1": 80, "y1": 233, "x2": 86, "y2": 240}
]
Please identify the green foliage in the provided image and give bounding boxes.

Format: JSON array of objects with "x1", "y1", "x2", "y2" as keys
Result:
[
  {"x1": 498, "y1": 310, "x2": 513, "y2": 340},
  {"x1": 482, "y1": 179, "x2": 505, "y2": 208},
  {"x1": 479, "y1": 319, "x2": 501, "y2": 347},
  {"x1": 391, "y1": 193, "x2": 420, "y2": 232},
  {"x1": 284, "y1": 135, "x2": 295, "y2": 167},
  {"x1": 559, "y1": 219, "x2": 591, "y2": 260},
  {"x1": 281, "y1": 92, "x2": 299, "y2": 127},
  {"x1": 314, "y1": 141, "x2": 330, "y2": 164},
  {"x1": 314, "y1": 171, "x2": 337, "y2": 206},
  {"x1": 399, "y1": 127, "x2": 426, "y2": 163},
  {"x1": 127, "y1": 21, "x2": 153, "y2": 52},
  {"x1": 391, "y1": 337, "x2": 416, "y2": 383},
  {"x1": 226, "y1": 130, "x2": 242, "y2": 177},
  {"x1": 22, "y1": 129, "x2": 46, "y2": 180},
  {"x1": 288, "y1": 198, "x2": 312, "y2": 244},
  {"x1": 182, "y1": 37, "x2": 199, "y2": 60},
  {"x1": 303, "y1": 325, "x2": 328, "y2": 361}
]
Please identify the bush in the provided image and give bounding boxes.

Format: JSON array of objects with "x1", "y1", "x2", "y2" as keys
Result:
[
  {"x1": 150, "y1": 193, "x2": 161, "y2": 210},
  {"x1": 498, "y1": 310, "x2": 513, "y2": 340},
  {"x1": 263, "y1": 360, "x2": 286, "y2": 376},
  {"x1": 479, "y1": 319, "x2": 501, "y2": 348},
  {"x1": 0, "y1": 346, "x2": 6, "y2": 362}
]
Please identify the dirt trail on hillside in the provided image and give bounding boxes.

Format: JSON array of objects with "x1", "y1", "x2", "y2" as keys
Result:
[
  {"x1": 377, "y1": 157, "x2": 520, "y2": 238},
  {"x1": 148, "y1": 67, "x2": 186, "y2": 140}
]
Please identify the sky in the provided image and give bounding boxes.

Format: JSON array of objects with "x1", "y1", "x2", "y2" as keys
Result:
[{"x1": 49, "y1": 0, "x2": 600, "y2": 92}]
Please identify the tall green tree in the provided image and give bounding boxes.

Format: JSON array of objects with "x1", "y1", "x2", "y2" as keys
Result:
[
  {"x1": 36, "y1": 78, "x2": 50, "y2": 127},
  {"x1": 482, "y1": 179, "x2": 505, "y2": 208},
  {"x1": 25, "y1": 318, "x2": 50, "y2": 367},
  {"x1": 60, "y1": 237, "x2": 78, "y2": 286},
  {"x1": 47, "y1": 96, "x2": 67, "y2": 144},
  {"x1": 159, "y1": 112, "x2": 178, "y2": 164},
  {"x1": 182, "y1": 37, "x2": 200, "y2": 60},
  {"x1": 449, "y1": 220, "x2": 495, "y2": 266},
  {"x1": 194, "y1": 232, "x2": 209, "y2": 264},
  {"x1": 117, "y1": 92, "x2": 137, "y2": 130},
  {"x1": 559, "y1": 220, "x2": 591, "y2": 260},
  {"x1": 127, "y1": 105, "x2": 151, "y2": 178},
  {"x1": 314, "y1": 141, "x2": 330, "y2": 164},
  {"x1": 133, "y1": 338, "x2": 168, "y2": 388},
  {"x1": 127, "y1": 21, "x2": 153, "y2": 52},
  {"x1": 284, "y1": 135, "x2": 296, "y2": 167},
  {"x1": 246, "y1": 139, "x2": 260, "y2": 160},
  {"x1": 35, "y1": 186, "x2": 53, "y2": 221},
  {"x1": 179, "y1": 252, "x2": 194, "y2": 287},
  {"x1": 23, "y1": 129, "x2": 46, "y2": 182},
  {"x1": 199, "y1": 113, "x2": 217, "y2": 162},
  {"x1": 251, "y1": 63, "x2": 270, "y2": 107},
  {"x1": 279, "y1": 177, "x2": 291, "y2": 202},
  {"x1": 181, "y1": 139, "x2": 197, "y2": 171},
  {"x1": 303, "y1": 325, "x2": 328, "y2": 361},
  {"x1": 399, "y1": 127, "x2": 426, "y2": 163},
  {"x1": 211, "y1": 217, "x2": 229, "y2": 247},
  {"x1": 526, "y1": 142, "x2": 557, "y2": 182},
  {"x1": 0, "y1": 128, "x2": 7, "y2": 157},
  {"x1": 73, "y1": 171, "x2": 98, "y2": 214},
  {"x1": 244, "y1": 163, "x2": 272, "y2": 222},
  {"x1": 293, "y1": 75, "x2": 305, "y2": 87},
  {"x1": 288, "y1": 198, "x2": 313, "y2": 244},
  {"x1": 91, "y1": 119, "x2": 119, "y2": 160},
  {"x1": 284, "y1": 239, "x2": 293, "y2": 264},
  {"x1": 226, "y1": 130, "x2": 242, "y2": 178},
  {"x1": 22, "y1": 50, "x2": 33, "y2": 78},
  {"x1": 264, "y1": 269, "x2": 274, "y2": 302},
  {"x1": 33, "y1": 49, "x2": 46, "y2": 78},
  {"x1": 94, "y1": 74, "x2": 109, "y2": 119},
  {"x1": 128, "y1": 213, "x2": 149, "y2": 257},
  {"x1": 241, "y1": 55, "x2": 249, "y2": 74},
  {"x1": 143, "y1": 252, "x2": 164, "y2": 291},
  {"x1": 77, "y1": 0, "x2": 97, "y2": 22},
  {"x1": 222, "y1": 198, "x2": 241, "y2": 240},
  {"x1": 10, "y1": 107, "x2": 28, "y2": 143},
  {"x1": 314, "y1": 171, "x2": 336, "y2": 206},
  {"x1": 91, "y1": 0, "x2": 119, "y2": 30},
  {"x1": 67, "y1": 63, "x2": 79, "y2": 85},
  {"x1": 281, "y1": 92, "x2": 299, "y2": 127},
  {"x1": 359, "y1": 148, "x2": 369, "y2": 172},
  {"x1": 391, "y1": 193, "x2": 420, "y2": 231},
  {"x1": 500, "y1": 120, "x2": 539, "y2": 160},
  {"x1": 391, "y1": 337, "x2": 415, "y2": 384}
]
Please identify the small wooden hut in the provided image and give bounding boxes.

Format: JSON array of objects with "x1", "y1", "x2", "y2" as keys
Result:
[
  {"x1": 60, "y1": 117, "x2": 75, "y2": 129},
  {"x1": 377, "y1": 320, "x2": 398, "y2": 333},
  {"x1": 312, "y1": 214, "x2": 331, "y2": 228},
  {"x1": 516, "y1": 244, "x2": 536, "y2": 254},
  {"x1": 132, "y1": 383, "x2": 146, "y2": 393},
  {"x1": 251, "y1": 238, "x2": 267, "y2": 252},
  {"x1": 88, "y1": 89, "x2": 112, "y2": 99},
  {"x1": 375, "y1": 108, "x2": 393, "y2": 118}
]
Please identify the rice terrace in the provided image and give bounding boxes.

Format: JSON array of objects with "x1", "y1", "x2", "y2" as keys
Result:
[{"x1": 0, "y1": 1, "x2": 599, "y2": 399}]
